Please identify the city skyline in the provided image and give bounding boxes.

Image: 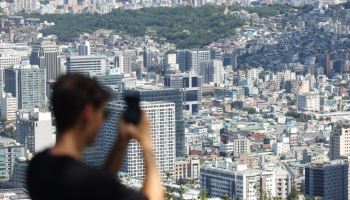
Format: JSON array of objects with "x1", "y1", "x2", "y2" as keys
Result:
[{"x1": 1, "y1": 1, "x2": 350, "y2": 200}]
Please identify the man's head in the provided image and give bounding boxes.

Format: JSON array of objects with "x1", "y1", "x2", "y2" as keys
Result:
[{"x1": 51, "y1": 73, "x2": 110, "y2": 145}]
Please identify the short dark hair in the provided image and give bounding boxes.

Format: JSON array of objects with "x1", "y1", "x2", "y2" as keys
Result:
[{"x1": 51, "y1": 73, "x2": 110, "y2": 134}]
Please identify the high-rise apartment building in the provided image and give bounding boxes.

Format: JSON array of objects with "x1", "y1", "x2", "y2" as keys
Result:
[
  {"x1": 66, "y1": 55, "x2": 107, "y2": 76},
  {"x1": 84, "y1": 101, "x2": 176, "y2": 180},
  {"x1": 122, "y1": 101, "x2": 175, "y2": 179},
  {"x1": 16, "y1": 109, "x2": 54, "y2": 154},
  {"x1": 124, "y1": 87, "x2": 184, "y2": 157},
  {"x1": 3, "y1": 64, "x2": 46, "y2": 110},
  {"x1": 305, "y1": 160, "x2": 348, "y2": 200}
]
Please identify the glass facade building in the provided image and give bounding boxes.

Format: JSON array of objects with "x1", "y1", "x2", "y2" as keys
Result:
[{"x1": 305, "y1": 160, "x2": 348, "y2": 200}]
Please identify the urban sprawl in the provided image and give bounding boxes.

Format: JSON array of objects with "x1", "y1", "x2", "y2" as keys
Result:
[{"x1": 1, "y1": 0, "x2": 350, "y2": 200}]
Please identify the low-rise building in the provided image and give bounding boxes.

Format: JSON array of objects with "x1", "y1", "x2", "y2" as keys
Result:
[{"x1": 175, "y1": 157, "x2": 200, "y2": 181}]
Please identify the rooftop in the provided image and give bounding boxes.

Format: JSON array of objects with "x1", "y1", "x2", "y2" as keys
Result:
[{"x1": 0, "y1": 188, "x2": 30, "y2": 200}]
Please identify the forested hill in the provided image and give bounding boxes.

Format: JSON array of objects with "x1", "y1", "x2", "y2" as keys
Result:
[
  {"x1": 33, "y1": 6, "x2": 245, "y2": 48},
  {"x1": 31, "y1": 4, "x2": 298, "y2": 48}
]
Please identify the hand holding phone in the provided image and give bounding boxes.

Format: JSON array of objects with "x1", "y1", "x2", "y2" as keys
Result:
[{"x1": 124, "y1": 95, "x2": 141, "y2": 125}]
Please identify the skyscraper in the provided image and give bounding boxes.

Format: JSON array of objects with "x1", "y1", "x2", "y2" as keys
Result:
[
  {"x1": 120, "y1": 101, "x2": 175, "y2": 179},
  {"x1": 3, "y1": 64, "x2": 46, "y2": 110},
  {"x1": 124, "y1": 87, "x2": 184, "y2": 157},
  {"x1": 305, "y1": 160, "x2": 348, "y2": 200},
  {"x1": 30, "y1": 38, "x2": 60, "y2": 81}
]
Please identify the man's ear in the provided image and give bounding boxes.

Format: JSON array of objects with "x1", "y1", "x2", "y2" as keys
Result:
[{"x1": 81, "y1": 103, "x2": 94, "y2": 123}]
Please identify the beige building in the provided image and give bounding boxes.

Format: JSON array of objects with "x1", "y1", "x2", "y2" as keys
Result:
[
  {"x1": 175, "y1": 157, "x2": 200, "y2": 181},
  {"x1": 296, "y1": 91, "x2": 320, "y2": 112},
  {"x1": 329, "y1": 121, "x2": 350, "y2": 160}
]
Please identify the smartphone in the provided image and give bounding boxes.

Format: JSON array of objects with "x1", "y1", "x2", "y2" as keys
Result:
[{"x1": 124, "y1": 94, "x2": 141, "y2": 125}]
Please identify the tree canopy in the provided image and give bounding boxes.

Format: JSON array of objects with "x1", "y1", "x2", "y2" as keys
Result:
[{"x1": 33, "y1": 5, "x2": 245, "y2": 48}]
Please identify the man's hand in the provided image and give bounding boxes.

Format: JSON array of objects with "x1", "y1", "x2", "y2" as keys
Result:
[
  {"x1": 104, "y1": 111, "x2": 151, "y2": 174},
  {"x1": 108, "y1": 110, "x2": 163, "y2": 200},
  {"x1": 119, "y1": 111, "x2": 163, "y2": 200},
  {"x1": 118, "y1": 111, "x2": 153, "y2": 150}
]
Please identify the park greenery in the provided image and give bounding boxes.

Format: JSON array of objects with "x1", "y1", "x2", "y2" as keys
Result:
[
  {"x1": 32, "y1": 5, "x2": 244, "y2": 48},
  {"x1": 26, "y1": 4, "x2": 300, "y2": 48},
  {"x1": 1, "y1": 126, "x2": 15, "y2": 138},
  {"x1": 286, "y1": 111, "x2": 313, "y2": 122},
  {"x1": 244, "y1": 107, "x2": 257, "y2": 114}
]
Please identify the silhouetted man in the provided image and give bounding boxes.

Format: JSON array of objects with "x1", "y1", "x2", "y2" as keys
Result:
[{"x1": 27, "y1": 74, "x2": 163, "y2": 200}]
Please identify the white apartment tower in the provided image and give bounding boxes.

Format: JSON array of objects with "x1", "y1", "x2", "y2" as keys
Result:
[
  {"x1": 85, "y1": 101, "x2": 176, "y2": 179},
  {"x1": 329, "y1": 121, "x2": 350, "y2": 160},
  {"x1": 16, "y1": 109, "x2": 54, "y2": 154},
  {"x1": 122, "y1": 101, "x2": 176, "y2": 179}
]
